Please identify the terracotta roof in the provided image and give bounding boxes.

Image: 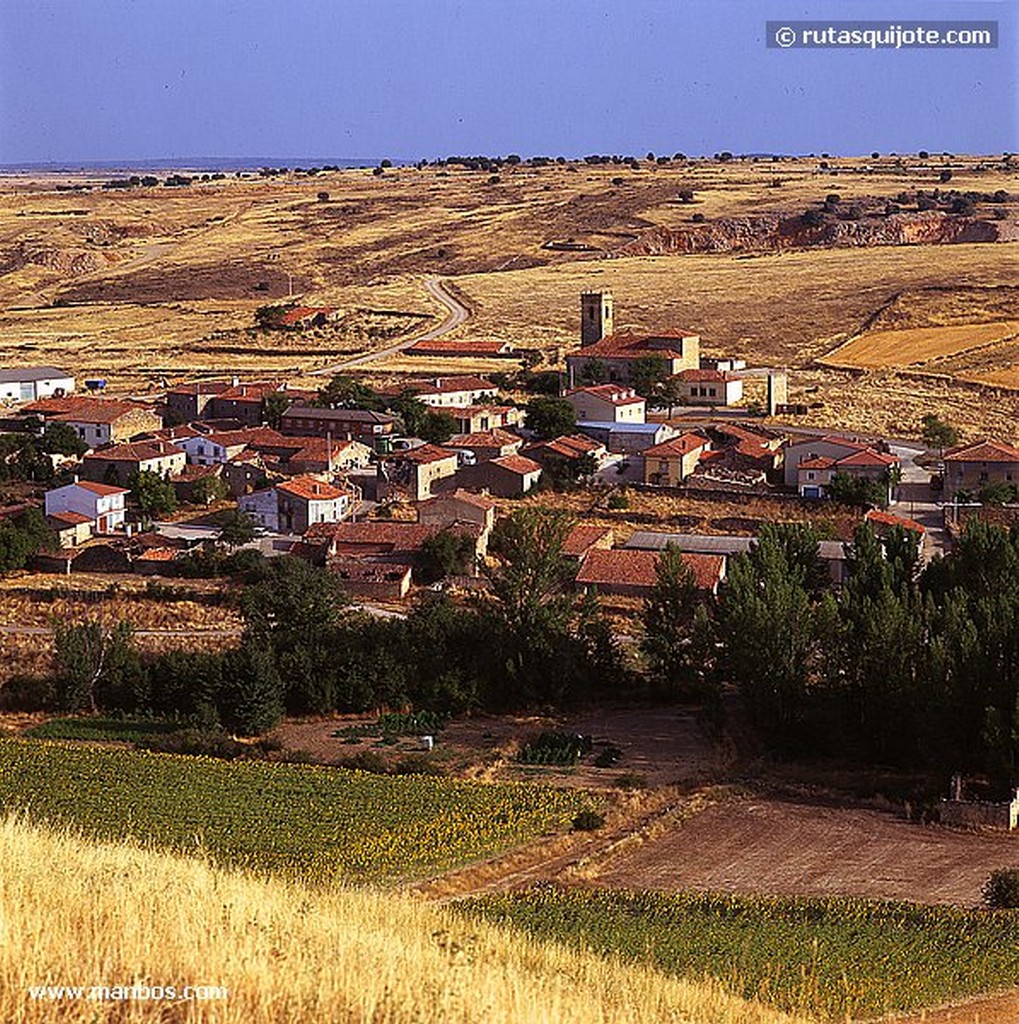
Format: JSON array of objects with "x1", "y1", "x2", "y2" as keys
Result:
[
  {"x1": 446, "y1": 429, "x2": 521, "y2": 449},
  {"x1": 166, "y1": 380, "x2": 232, "y2": 396},
  {"x1": 277, "y1": 306, "x2": 337, "y2": 326},
  {"x1": 84, "y1": 440, "x2": 185, "y2": 463},
  {"x1": 391, "y1": 444, "x2": 458, "y2": 465},
  {"x1": 420, "y1": 488, "x2": 497, "y2": 511},
  {"x1": 330, "y1": 560, "x2": 412, "y2": 583},
  {"x1": 406, "y1": 339, "x2": 513, "y2": 355},
  {"x1": 490, "y1": 454, "x2": 543, "y2": 476},
  {"x1": 944, "y1": 440, "x2": 1019, "y2": 463},
  {"x1": 134, "y1": 547, "x2": 179, "y2": 562},
  {"x1": 202, "y1": 427, "x2": 292, "y2": 450},
  {"x1": 798, "y1": 456, "x2": 836, "y2": 471},
  {"x1": 641, "y1": 432, "x2": 708, "y2": 458},
  {"x1": 835, "y1": 449, "x2": 899, "y2": 468},
  {"x1": 308, "y1": 521, "x2": 436, "y2": 553},
  {"x1": 563, "y1": 524, "x2": 613, "y2": 557},
  {"x1": 282, "y1": 405, "x2": 397, "y2": 425},
  {"x1": 677, "y1": 368, "x2": 730, "y2": 383},
  {"x1": 532, "y1": 434, "x2": 605, "y2": 459},
  {"x1": 865, "y1": 508, "x2": 926, "y2": 534},
  {"x1": 171, "y1": 464, "x2": 223, "y2": 482},
  {"x1": 576, "y1": 548, "x2": 723, "y2": 591},
  {"x1": 287, "y1": 438, "x2": 362, "y2": 463},
  {"x1": 48, "y1": 510, "x2": 93, "y2": 526},
  {"x1": 73, "y1": 480, "x2": 128, "y2": 496},
  {"x1": 567, "y1": 384, "x2": 644, "y2": 406},
  {"x1": 277, "y1": 475, "x2": 347, "y2": 502},
  {"x1": 22, "y1": 396, "x2": 152, "y2": 424},
  {"x1": 568, "y1": 328, "x2": 698, "y2": 361},
  {"x1": 381, "y1": 376, "x2": 496, "y2": 397},
  {"x1": 213, "y1": 382, "x2": 282, "y2": 403}
]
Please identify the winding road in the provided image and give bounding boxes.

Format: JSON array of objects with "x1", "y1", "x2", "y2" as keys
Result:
[{"x1": 311, "y1": 275, "x2": 470, "y2": 375}]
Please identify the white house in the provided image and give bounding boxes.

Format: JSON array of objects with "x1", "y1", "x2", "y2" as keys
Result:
[
  {"x1": 783, "y1": 436, "x2": 878, "y2": 488},
  {"x1": 239, "y1": 476, "x2": 351, "y2": 534},
  {"x1": 44, "y1": 480, "x2": 128, "y2": 534},
  {"x1": 386, "y1": 376, "x2": 498, "y2": 408},
  {"x1": 674, "y1": 369, "x2": 743, "y2": 407},
  {"x1": 565, "y1": 385, "x2": 646, "y2": 424},
  {"x1": 0, "y1": 366, "x2": 75, "y2": 403}
]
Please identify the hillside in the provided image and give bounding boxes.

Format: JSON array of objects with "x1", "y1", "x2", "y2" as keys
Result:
[{"x1": 0, "y1": 815, "x2": 806, "y2": 1024}]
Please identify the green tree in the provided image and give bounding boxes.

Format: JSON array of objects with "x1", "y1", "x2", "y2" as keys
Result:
[
  {"x1": 317, "y1": 375, "x2": 384, "y2": 410},
  {"x1": 218, "y1": 509, "x2": 258, "y2": 546},
  {"x1": 524, "y1": 397, "x2": 576, "y2": 439},
  {"x1": 978, "y1": 480, "x2": 1018, "y2": 506},
  {"x1": 52, "y1": 616, "x2": 137, "y2": 713},
  {"x1": 217, "y1": 642, "x2": 284, "y2": 736},
  {"x1": 921, "y1": 413, "x2": 960, "y2": 452},
  {"x1": 263, "y1": 390, "x2": 293, "y2": 429},
  {"x1": 647, "y1": 375, "x2": 685, "y2": 416},
  {"x1": 38, "y1": 422, "x2": 88, "y2": 457},
  {"x1": 827, "y1": 472, "x2": 890, "y2": 510},
  {"x1": 240, "y1": 556, "x2": 349, "y2": 715},
  {"x1": 577, "y1": 358, "x2": 608, "y2": 386},
  {"x1": 419, "y1": 528, "x2": 477, "y2": 583},
  {"x1": 420, "y1": 409, "x2": 457, "y2": 445},
  {"x1": 0, "y1": 508, "x2": 56, "y2": 572},
  {"x1": 640, "y1": 544, "x2": 715, "y2": 697},
  {"x1": 191, "y1": 474, "x2": 228, "y2": 507},
  {"x1": 629, "y1": 355, "x2": 671, "y2": 398},
  {"x1": 129, "y1": 470, "x2": 177, "y2": 519}
]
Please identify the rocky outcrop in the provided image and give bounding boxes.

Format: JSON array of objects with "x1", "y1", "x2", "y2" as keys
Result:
[{"x1": 619, "y1": 211, "x2": 1015, "y2": 257}]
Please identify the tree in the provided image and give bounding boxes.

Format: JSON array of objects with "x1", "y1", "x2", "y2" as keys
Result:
[
  {"x1": 317, "y1": 375, "x2": 384, "y2": 410},
  {"x1": 129, "y1": 470, "x2": 177, "y2": 520},
  {"x1": 419, "y1": 528, "x2": 477, "y2": 583},
  {"x1": 254, "y1": 303, "x2": 294, "y2": 329},
  {"x1": 263, "y1": 390, "x2": 293, "y2": 429},
  {"x1": 53, "y1": 615, "x2": 137, "y2": 713},
  {"x1": 218, "y1": 509, "x2": 258, "y2": 546},
  {"x1": 38, "y1": 422, "x2": 88, "y2": 457},
  {"x1": 240, "y1": 556, "x2": 349, "y2": 715},
  {"x1": 920, "y1": 413, "x2": 959, "y2": 452},
  {"x1": 191, "y1": 474, "x2": 228, "y2": 507},
  {"x1": 647, "y1": 375, "x2": 685, "y2": 416},
  {"x1": 217, "y1": 643, "x2": 284, "y2": 736},
  {"x1": 388, "y1": 391, "x2": 428, "y2": 436},
  {"x1": 640, "y1": 545, "x2": 711, "y2": 698},
  {"x1": 628, "y1": 355, "x2": 670, "y2": 398},
  {"x1": 827, "y1": 472, "x2": 890, "y2": 510},
  {"x1": 0, "y1": 508, "x2": 56, "y2": 572},
  {"x1": 577, "y1": 359, "x2": 608, "y2": 386},
  {"x1": 420, "y1": 409, "x2": 457, "y2": 445},
  {"x1": 978, "y1": 480, "x2": 1018, "y2": 506},
  {"x1": 524, "y1": 397, "x2": 576, "y2": 440}
]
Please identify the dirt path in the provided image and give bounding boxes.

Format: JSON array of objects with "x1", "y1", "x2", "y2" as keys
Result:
[
  {"x1": 312, "y1": 275, "x2": 469, "y2": 374},
  {"x1": 889, "y1": 989, "x2": 1019, "y2": 1024}
]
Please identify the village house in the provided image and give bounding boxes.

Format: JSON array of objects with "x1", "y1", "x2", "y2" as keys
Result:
[
  {"x1": 524, "y1": 434, "x2": 608, "y2": 472},
  {"x1": 330, "y1": 560, "x2": 413, "y2": 600},
  {"x1": 305, "y1": 521, "x2": 438, "y2": 565},
  {"x1": 379, "y1": 376, "x2": 498, "y2": 408},
  {"x1": 565, "y1": 292, "x2": 700, "y2": 387},
  {"x1": 943, "y1": 439, "x2": 1019, "y2": 497},
  {"x1": 82, "y1": 440, "x2": 187, "y2": 487},
  {"x1": 283, "y1": 437, "x2": 373, "y2": 475},
  {"x1": 163, "y1": 381, "x2": 233, "y2": 424},
  {"x1": 275, "y1": 306, "x2": 342, "y2": 330},
  {"x1": 707, "y1": 423, "x2": 785, "y2": 475},
  {"x1": 405, "y1": 338, "x2": 516, "y2": 358},
  {"x1": 418, "y1": 489, "x2": 497, "y2": 557},
  {"x1": 44, "y1": 480, "x2": 128, "y2": 535},
  {"x1": 575, "y1": 420, "x2": 677, "y2": 455},
  {"x1": 378, "y1": 445, "x2": 459, "y2": 501},
  {"x1": 280, "y1": 405, "x2": 398, "y2": 448},
  {"x1": 562, "y1": 524, "x2": 614, "y2": 561},
  {"x1": 0, "y1": 366, "x2": 75, "y2": 404},
  {"x1": 796, "y1": 447, "x2": 900, "y2": 499},
  {"x1": 206, "y1": 381, "x2": 285, "y2": 427},
  {"x1": 673, "y1": 368, "x2": 743, "y2": 407},
  {"x1": 641, "y1": 432, "x2": 711, "y2": 486},
  {"x1": 238, "y1": 475, "x2": 352, "y2": 534},
  {"x1": 564, "y1": 384, "x2": 646, "y2": 424},
  {"x1": 782, "y1": 436, "x2": 887, "y2": 488},
  {"x1": 575, "y1": 547, "x2": 725, "y2": 599},
  {"x1": 444, "y1": 429, "x2": 523, "y2": 464},
  {"x1": 178, "y1": 427, "x2": 295, "y2": 466},
  {"x1": 455, "y1": 453, "x2": 542, "y2": 498},
  {"x1": 47, "y1": 509, "x2": 94, "y2": 548},
  {"x1": 21, "y1": 396, "x2": 161, "y2": 447},
  {"x1": 445, "y1": 404, "x2": 524, "y2": 434}
]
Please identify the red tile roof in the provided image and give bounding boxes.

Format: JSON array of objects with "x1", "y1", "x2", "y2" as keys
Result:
[
  {"x1": 277, "y1": 306, "x2": 337, "y2": 326},
  {"x1": 569, "y1": 329, "x2": 699, "y2": 361},
  {"x1": 576, "y1": 548, "x2": 723, "y2": 591},
  {"x1": 490, "y1": 454, "x2": 543, "y2": 476},
  {"x1": 213, "y1": 382, "x2": 282, "y2": 403},
  {"x1": 23, "y1": 396, "x2": 152, "y2": 424},
  {"x1": 865, "y1": 508, "x2": 926, "y2": 535},
  {"x1": 392, "y1": 444, "x2": 459, "y2": 465},
  {"x1": 277, "y1": 475, "x2": 347, "y2": 502},
  {"x1": 944, "y1": 440, "x2": 1019, "y2": 463},
  {"x1": 563, "y1": 524, "x2": 613, "y2": 557},
  {"x1": 420, "y1": 488, "x2": 497, "y2": 511},
  {"x1": 641, "y1": 432, "x2": 708, "y2": 458},
  {"x1": 74, "y1": 480, "x2": 128, "y2": 496},
  {"x1": 528, "y1": 434, "x2": 605, "y2": 460},
  {"x1": 84, "y1": 440, "x2": 185, "y2": 463},
  {"x1": 835, "y1": 448, "x2": 899, "y2": 468},
  {"x1": 567, "y1": 384, "x2": 644, "y2": 406},
  {"x1": 308, "y1": 521, "x2": 437, "y2": 554},
  {"x1": 134, "y1": 547, "x2": 179, "y2": 562},
  {"x1": 48, "y1": 510, "x2": 93, "y2": 526},
  {"x1": 446, "y1": 429, "x2": 521, "y2": 449},
  {"x1": 798, "y1": 456, "x2": 836, "y2": 470},
  {"x1": 381, "y1": 376, "x2": 496, "y2": 397}
]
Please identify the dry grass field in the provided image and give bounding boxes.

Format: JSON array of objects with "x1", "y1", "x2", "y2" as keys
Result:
[
  {"x1": 0, "y1": 814, "x2": 807, "y2": 1024},
  {"x1": 1, "y1": 156, "x2": 1016, "y2": 440}
]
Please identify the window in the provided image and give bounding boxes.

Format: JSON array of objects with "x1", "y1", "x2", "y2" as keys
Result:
[{"x1": 807, "y1": 472, "x2": 815, "y2": 481}]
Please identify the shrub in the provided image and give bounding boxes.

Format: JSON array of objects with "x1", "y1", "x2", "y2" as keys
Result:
[
  {"x1": 607, "y1": 492, "x2": 630, "y2": 510},
  {"x1": 613, "y1": 772, "x2": 648, "y2": 790},
  {"x1": 572, "y1": 808, "x2": 605, "y2": 831},
  {"x1": 594, "y1": 745, "x2": 622, "y2": 768},
  {"x1": 393, "y1": 754, "x2": 447, "y2": 776},
  {"x1": 982, "y1": 869, "x2": 1019, "y2": 909},
  {"x1": 135, "y1": 729, "x2": 249, "y2": 760},
  {"x1": 336, "y1": 749, "x2": 389, "y2": 774},
  {"x1": 517, "y1": 732, "x2": 592, "y2": 766}
]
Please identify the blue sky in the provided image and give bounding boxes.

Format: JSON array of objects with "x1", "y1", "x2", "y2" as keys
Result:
[{"x1": 0, "y1": 0, "x2": 1014, "y2": 163}]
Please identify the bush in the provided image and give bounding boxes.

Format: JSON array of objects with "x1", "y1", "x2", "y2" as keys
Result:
[
  {"x1": 0, "y1": 674, "x2": 59, "y2": 712},
  {"x1": 393, "y1": 754, "x2": 447, "y2": 776},
  {"x1": 607, "y1": 492, "x2": 630, "y2": 510},
  {"x1": 572, "y1": 808, "x2": 605, "y2": 831},
  {"x1": 593, "y1": 744, "x2": 622, "y2": 768},
  {"x1": 135, "y1": 729, "x2": 250, "y2": 760},
  {"x1": 982, "y1": 868, "x2": 1019, "y2": 909},
  {"x1": 336, "y1": 749, "x2": 389, "y2": 774},
  {"x1": 614, "y1": 772, "x2": 648, "y2": 790},
  {"x1": 517, "y1": 731, "x2": 592, "y2": 766}
]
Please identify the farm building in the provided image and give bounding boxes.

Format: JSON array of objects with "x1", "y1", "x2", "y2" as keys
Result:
[
  {"x1": 0, "y1": 366, "x2": 75, "y2": 404},
  {"x1": 575, "y1": 547, "x2": 724, "y2": 598},
  {"x1": 641, "y1": 432, "x2": 711, "y2": 486}
]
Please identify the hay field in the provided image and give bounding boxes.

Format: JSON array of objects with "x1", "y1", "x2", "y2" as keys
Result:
[
  {"x1": 0, "y1": 815, "x2": 806, "y2": 1024},
  {"x1": 822, "y1": 320, "x2": 1019, "y2": 370}
]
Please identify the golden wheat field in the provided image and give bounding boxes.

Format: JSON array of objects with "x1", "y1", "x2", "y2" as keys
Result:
[{"x1": 0, "y1": 815, "x2": 807, "y2": 1024}]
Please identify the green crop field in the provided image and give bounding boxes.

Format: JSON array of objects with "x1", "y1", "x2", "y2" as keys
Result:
[
  {"x1": 0, "y1": 739, "x2": 583, "y2": 882},
  {"x1": 461, "y1": 888, "x2": 1019, "y2": 1020}
]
